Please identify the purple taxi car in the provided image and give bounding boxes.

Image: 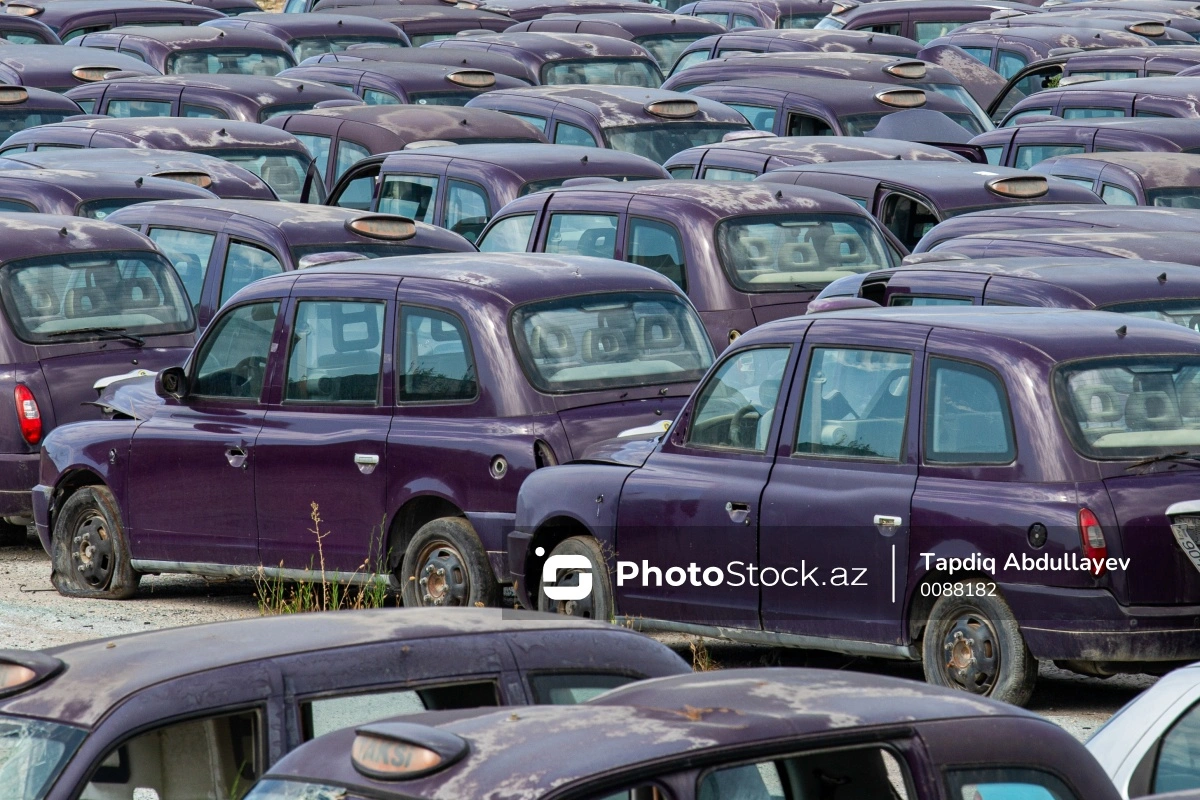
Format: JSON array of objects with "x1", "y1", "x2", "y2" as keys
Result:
[
  {"x1": 0, "y1": 608, "x2": 689, "y2": 800},
  {"x1": 0, "y1": 214, "x2": 193, "y2": 542},
  {"x1": 507, "y1": 12, "x2": 724, "y2": 72},
  {"x1": 0, "y1": 118, "x2": 323, "y2": 204},
  {"x1": 669, "y1": 28, "x2": 923, "y2": 76},
  {"x1": 464, "y1": 0, "x2": 666, "y2": 22},
  {"x1": 299, "y1": 44, "x2": 539, "y2": 84},
  {"x1": 924, "y1": 25, "x2": 1155, "y2": 81},
  {"x1": 33, "y1": 253, "x2": 713, "y2": 604},
  {"x1": 815, "y1": 0, "x2": 1037, "y2": 44},
  {"x1": 756, "y1": 161, "x2": 1100, "y2": 249},
  {"x1": 514, "y1": 307, "x2": 1200, "y2": 704},
  {"x1": 0, "y1": 86, "x2": 80, "y2": 135},
  {"x1": 971, "y1": 117, "x2": 1200, "y2": 168},
  {"x1": 423, "y1": 32, "x2": 664, "y2": 86},
  {"x1": 0, "y1": 14, "x2": 60, "y2": 44},
  {"x1": 263, "y1": 104, "x2": 547, "y2": 190},
  {"x1": 1031, "y1": 151, "x2": 1200, "y2": 206},
  {"x1": 675, "y1": 0, "x2": 834, "y2": 29},
  {"x1": 664, "y1": 135, "x2": 967, "y2": 180},
  {"x1": 926, "y1": 228, "x2": 1200, "y2": 265},
  {"x1": 68, "y1": 26, "x2": 298, "y2": 77},
  {"x1": 1002, "y1": 77, "x2": 1200, "y2": 126},
  {"x1": 203, "y1": 11, "x2": 412, "y2": 59},
  {"x1": 0, "y1": 169, "x2": 216, "y2": 219},
  {"x1": 106, "y1": 199, "x2": 473, "y2": 327},
  {"x1": 475, "y1": 180, "x2": 899, "y2": 348},
  {"x1": 278, "y1": 61, "x2": 526, "y2": 106},
  {"x1": 6, "y1": 0, "x2": 223, "y2": 43},
  {"x1": 0, "y1": 45, "x2": 156, "y2": 92},
  {"x1": 465, "y1": 86, "x2": 750, "y2": 163},
  {"x1": 311, "y1": 6, "x2": 515, "y2": 46},
  {"x1": 326, "y1": 143, "x2": 668, "y2": 241},
  {"x1": 248, "y1": 668, "x2": 1124, "y2": 800},
  {"x1": 64, "y1": 74, "x2": 364, "y2": 122}
]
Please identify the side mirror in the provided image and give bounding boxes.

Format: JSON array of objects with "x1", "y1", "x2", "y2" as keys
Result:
[{"x1": 155, "y1": 366, "x2": 189, "y2": 401}]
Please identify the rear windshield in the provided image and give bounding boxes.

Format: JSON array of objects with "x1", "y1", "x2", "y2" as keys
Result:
[
  {"x1": 715, "y1": 213, "x2": 893, "y2": 292},
  {"x1": 1055, "y1": 356, "x2": 1200, "y2": 458},
  {"x1": 1100, "y1": 299, "x2": 1200, "y2": 331},
  {"x1": 0, "y1": 111, "x2": 71, "y2": 134},
  {"x1": 541, "y1": 58, "x2": 663, "y2": 87},
  {"x1": 1148, "y1": 187, "x2": 1200, "y2": 208},
  {"x1": 206, "y1": 149, "x2": 311, "y2": 203},
  {"x1": 0, "y1": 714, "x2": 87, "y2": 800},
  {"x1": 0, "y1": 250, "x2": 193, "y2": 344},
  {"x1": 604, "y1": 122, "x2": 746, "y2": 164},
  {"x1": 166, "y1": 49, "x2": 294, "y2": 76},
  {"x1": 839, "y1": 111, "x2": 984, "y2": 137},
  {"x1": 511, "y1": 290, "x2": 713, "y2": 393},
  {"x1": 293, "y1": 36, "x2": 403, "y2": 62}
]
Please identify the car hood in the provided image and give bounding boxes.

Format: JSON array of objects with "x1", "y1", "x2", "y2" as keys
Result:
[{"x1": 93, "y1": 372, "x2": 163, "y2": 420}]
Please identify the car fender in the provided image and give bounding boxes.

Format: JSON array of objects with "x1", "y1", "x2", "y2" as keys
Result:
[{"x1": 40, "y1": 420, "x2": 138, "y2": 527}]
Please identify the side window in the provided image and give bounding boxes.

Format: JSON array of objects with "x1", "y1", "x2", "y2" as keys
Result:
[
  {"x1": 334, "y1": 140, "x2": 371, "y2": 182},
  {"x1": 732, "y1": 14, "x2": 758, "y2": 27},
  {"x1": 527, "y1": 674, "x2": 637, "y2": 705},
  {"x1": 545, "y1": 213, "x2": 618, "y2": 258},
  {"x1": 1054, "y1": 175, "x2": 1095, "y2": 190},
  {"x1": 627, "y1": 217, "x2": 686, "y2": 290},
  {"x1": 786, "y1": 113, "x2": 833, "y2": 137},
  {"x1": 377, "y1": 174, "x2": 439, "y2": 223},
  {"x1": 294, "y1": 133, "x2": 332, "y2": 180},
  {"x1": 285, "y1": 300, "x2": 385, "y2": 404},
  {"x1": 183, "y1": 103, "x2": 227, "y2": 119},
  {"x1": 398, "y1": 307, "x2": 476, "y2": 402},
  {"x1": 997, "y1": 50, "x2": 1026, "y2": 80},
  {"x1": 702, "y1": 167, "x2": 756, "y2": 181},
  {"x1": 504, "y1": 111, "x2": 548, "y2": 133},
  {"x1": 668, "y1": 165, "x2": 696, "y2": 179},
  {"x1": 148, "y1": 227, "x2": 216, "y2": 311},
  {"x1": 192, "y1": 301, "x2": 279, "y2": 399},
  {"x1": 363, "y1": 89, "x2": 400, "y2": 105},
  {"x1": 946, "y1": 768, "x2": 1078, "y2": 800},
  {"x1": 924, "y1": 357, "x2": 1015, "y2": 464},
  {"x1": 959, "y1": 46, "x2": 993, "y2": 67},
  {"x1": 1014, "y1": 144, "x2": 1085, "y2": 170},
  {"x1": 728, "y1": 103, "x2": 776, "y2": 132},
  {"x1": 554, "y1": 121, "x2": 599, "y2": 147},
  {"x1": 221, "y1": 241, "x2": 284, "y2": 306},
  {"x1": 83, "y1": 710, "x2": 260, "y2": 800},
  {"x1": 982, "y1": 146, "x2": 1004, "y2": 165},
  {"x1": 301, "y1": 681, "x2": 499, "y2": 741},
  {"x1": 1101, "y1": 183, "x2": 1138, "y2": 205},
  {"x1": 1062, "y1": 107, "x2": 1125, "y2": 120},
  {"x1": 686, "y1": 347, "x2": 790, "y2": 452},
  {"x1": 880, "y1": 192, "x2": 938, "y2": 250},
  {"x1": 698, "y1": 744, "x2": 911, "y2": 800},
  {"x1": 332, "y1": 171, "x2": 376, "y2": 212},
  {"x1": 445, "y1": 179, "x2": 490, "y2": 242},
  {"x1": 890, "y1": 296, "x2": 972, "y2": 307},
  {"x1": 477, "y1": 213, "x2": 535, "y2": 253},
  {"x1": 105, "y1": 99, "x2": 173, "y2": 118},
  {"x1": 1004, "y1": 108, "x2": 1055, "y2": 127},
  {"x1": 913, "y1": 21, "x2": 958, "y2": 44},
  {"x1": 1154, "y1": 700, "x2": 1200, "y2": 793},
  {"x1": 867, "y1": 23, "x2": 902, "y2": 35},
  {"x1": 796, "y1": 347, "x2": 913, "y2": 461},
  {"x1": 74, "y1": 99, "x2": 96, "y2": 114},
  {"x1": 670, "y1": 49, "x2": 710, "y2": 75},
  {"x1": 0, "y1": 198, "x2": 34, "y2": 212}
]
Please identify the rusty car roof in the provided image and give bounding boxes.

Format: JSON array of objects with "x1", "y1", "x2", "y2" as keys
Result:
[
  {"x1": 672, "y1": 135, "x2": 966, "y2": 162},
  {"x1": 268, "y1": 103, "x2": 546, "y2": 140},
  {"x1": 1036, "y1": 150, "x2": 1200, "y2": 184},
  {"x1": 379, "y1": 142, "x2": 666, "y2": 173},
  {"x1": 467, "y1": 85, "x2": 747, "y2": 126},
  {"x1": 2, "y1": 116, "x2": 311, "y2": 151},
  {"x1": 204, "y1": 10, "x2": 411, "y2": 37},
  {"x1": 88, "y1": 73, "x2": 362, "y2": 105},
  {"x1": 0, "y1": 212, "x2": 158, "y2": 261},
  {"x1": 437, "y1": 31, "x2": 658, "y2": 59},
  {"x1": 78, "y1": 24, "x2": 294, "y2": 49}
]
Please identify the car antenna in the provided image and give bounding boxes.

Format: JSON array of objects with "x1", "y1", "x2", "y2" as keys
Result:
[
  {"x1": 1159, "y1": 272, "x2": 1168, "y2": 284},
  {"x1": 1116, "y1": 325, "x2": 1128, "y2": 338}
]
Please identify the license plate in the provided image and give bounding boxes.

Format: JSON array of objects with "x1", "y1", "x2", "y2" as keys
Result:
[{"x1": 1170, "y1": 516, "x2": 1200, "y2": 575}]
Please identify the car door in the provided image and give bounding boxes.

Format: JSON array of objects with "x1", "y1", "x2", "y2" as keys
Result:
[
  {"x1": 255, "y1": 279, "x2": 394, "y2": 574},
  {"x1": 615, "y1": 340, "x2": 801, "y2": 628},
  {"x1": 759, "y1": 318, "x2": 925, "y2": 645},
  {"x1": 127, "y1": 294, "x2": 289, "y2": 566}
]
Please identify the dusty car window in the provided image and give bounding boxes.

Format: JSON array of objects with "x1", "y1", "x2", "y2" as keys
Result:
[
  {"x1": 504, "y1": 111, "x2": 548, "y2": 133},
  {"x1": 193, "y1": 301, "x2": 279, "y2": 399},
  {"x1": 554, "y1": 122, "x2": 599, "y2": 147},
  {"x1": 378, "y1": 173, "x2": 439, "y2": 223},
  {"x1": 398, "y1": 307, "x2": 476, "y2": 402},
  {"x1": 925, "y1": 358, "x2": 1015, "y2": 464},
  {"x1": 637, "y1": 34, "x2": 701, "y2": 71},
  {"x1": 1062, "y1": 107, "x2": 1125, "y2": 120},
  {"x1": 335, "y1": 141, "x2": 371, "y2": 183},
  {"x1": 545, "y1": 213, "x2": 618, "y2": 259},
  {"x1": 727, "y1": 104, "x2": 776, "y2": 132},
  {"x1": 605, "y1": 123, "x2": 746, "y2": 164},
  {"x1": 715, "y1": 213, "x2": 892, "y2": 292},
  {"x1": 0, "y1": 715, "x2": 86, "y2": 800},
  {"x1": 541, "y1": 59, "x2": 662, "y2": 88},
  {"x1": 960, "y1": 47, "x2": 993, "y2": 67},
  {"x1": 698, "y1": 744, "x2": 911, "y2": 800},
  {"x1": 512, "y1": 291, "x2": 713, "y2": 393},
  {"x1": 880, "y1": 193, "x2": 938, "y2": 251},
  {"x1": 167, "y1": 49, "x2": 294, "y2": 76},
  {"x1": 1155, "y1": 700, "x2": 1200, "y2": 793},
  {"x1": 946, "y1": 768, "x2": 1076, "y2": 800},
  {"x1": 293, "y1": 36, "x2": 400, "y2": 62},
  {"x1": 106, "y1": 99, "x2": 174, "y2": 118},
  {"x1": 796, "y1": 348, "x2": 913, "y2": 461},
  {"x1": 1148, "y1": 187, "x2": 1200, "y2": 208},
  {"x1": 703, "y1": 167, "x2": 755, "y2": 181},
  {"x1": 296, "y1": 133, "x2": 332, "y2": 179},
  {"x1": 221, "y1": 241, "x2": 284, "y2": 306},
  {"x1": 446, "y1": 180, "x2": 490, "y2": 242},
  {"x1": 149, "y1": 227, "x2": 217, "y2": 310},
  {"x1": 302, "y1": 681, "x2": 499, "y2": 740},
  {"x1": 364, "y1": 89, "x2": 401, "y2": 106},
  {"x1": 687, "y1": 346, "x2": 790, "y2": 452},
  {"x1": 245, "y1": 779, "x2": 354, "y2": 800},
  {"x1": 83, "y1": 710, "x2": 259, "y2": 800},
  {"x1": 1014, "y1": 144, "x2": 1085, "y2": 170},
  {"x1": 628, "y1": 217, "x2": 687, "y2": 290},
  {"x1": 478, "y1": 214, "x2": 536, "y2": 252},
  {"x1": 997, "y1": 50, "x2": 1026, "y2": 80},
  {"x1": 1101, "y1": 183, "x2": 1137, "y2": 205},
  {"x1": 77, "y1": 199, "x2": 141, "y2": 222},
  {"x1": 286, "y1": 300, "x2": 385, "y2": 403},
  {"x1": 528, "y1": 673, "x2": 636, "y2": 704},
  {"x1": 0, "y1": 111, "x2": 71, "y2": 133},
  {"x1": 184, "y1": 103, "x2": 228, "y2": 119},
  {"x1": 215, "y1": 150, "x2": 312, "y2": 204},
  {"x1": 670, "y1": 49, "x2": 710, "y2": 76},
  {"x1": 0, "y1": 251, "x2": 193, "y2": 344}
]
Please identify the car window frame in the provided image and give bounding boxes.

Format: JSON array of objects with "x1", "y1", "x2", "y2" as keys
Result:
[
  {"x1": 921, "y1": 354, "x2": 1018, "y2": 467},
  {"x1": 681, "y1": 343, "x2": 795, "y2": 455},
  {"x1": 188, "y1": 298, "x2": 283, "y2": 405},
  {"x1": 395, "y1": 302, "x2": 480, "y2": 407},
  {"x1": 282, "y1": 296, "x2": 390, "y2": 408},
  {"x1": 624, "y1": 215, "x2": 688, "y2": 292},
  {"x1": 219, "y1": 237, "x2": 286, "y2": 308}
]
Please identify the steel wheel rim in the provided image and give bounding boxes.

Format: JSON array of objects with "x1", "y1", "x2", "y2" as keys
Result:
[
  {"x1": 72, "y1": 513, "x2": 113, "y2": 589},
  {"x1": 940, "y1": 605, "x2": 1001, "y2": 695},
  {"x1": 415, "y1": 540, "x2": 468, "y2": 607}
]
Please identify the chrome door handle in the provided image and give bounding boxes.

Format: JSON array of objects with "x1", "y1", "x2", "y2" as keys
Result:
[
  {"x1": 726, "y1": 501, "x2": 751, "y2": 525},
  {"x1": 225, "y1": 447, "x2": 247, "y2": 469},
  {"x1": 874, "y1": 514, "x2": 902, "y2": 536},
  {"x1": 355, "y1": 453, "x2": 379, "y2": 475}
]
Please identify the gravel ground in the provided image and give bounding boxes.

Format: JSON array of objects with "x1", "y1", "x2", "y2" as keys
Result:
[{"x1": 0, "y1": 535, "x2": 1156, "y2": 741}]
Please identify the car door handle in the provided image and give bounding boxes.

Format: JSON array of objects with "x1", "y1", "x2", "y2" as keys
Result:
[
  {"x1": 355, "y1": 453, "x2": 379, "y2": 475},
  {"x1": 225, "y1": 447, "x2": 247, "y2": 469},
  {"x1": 874, "y1": 514, "x2": 902, "y2": 536},
  {"x1": 726, "y1": 501, "x2": 751, "y2": 525}
]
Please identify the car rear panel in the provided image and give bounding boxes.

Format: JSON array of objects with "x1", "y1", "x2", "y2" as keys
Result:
[
  {"x1": 36, "y1": 343, "x2": 191, "y2": 427},
  {"x1": 1103, "y1": 472, "x2": 1200, "y2": 604},
  {"x1": 555, "y1": 394, "x2": 687, "y2": 459}
]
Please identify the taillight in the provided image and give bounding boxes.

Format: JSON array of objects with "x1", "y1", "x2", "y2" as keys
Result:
[
  {"x1": 14, "y1": 385, "x2": 41, "y2": 445},
  {"x1": 1078, "y1": 508, "x2": 1107, "y2": 576}
]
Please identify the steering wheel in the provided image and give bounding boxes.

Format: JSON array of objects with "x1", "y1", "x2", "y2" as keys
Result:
[
  {"x1": 231, "y1": 355, "x2": 267, "y2": 396},
  {"x1": 730, "y1": 405, "x2": 762, "y2": 449}
]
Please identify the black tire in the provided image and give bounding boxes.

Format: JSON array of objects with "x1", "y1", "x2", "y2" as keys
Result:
[
  {"x1": 400, "y1": 517, "x2": 499, "y2": 608},
  {"x1": 536, "y1": 536, "x2": 614, "y2": 621},
  {"x1": 0, "y1": 518, "x2": 29, "y2": 547},
  {"x1": 921, "y1": 579, "x2": 1037, "y2": 706},
  {"x1": 50, "y1": 486, "x2": 140, "y2": 600}
]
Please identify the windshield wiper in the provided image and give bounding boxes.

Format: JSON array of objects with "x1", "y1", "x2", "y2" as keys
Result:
[
  {"x1": 1125, "y1": 451, "x2": 1200, "y2": 471},
  {"x1": 46, "y1": 327, "x2": 145, "y2": 347}
]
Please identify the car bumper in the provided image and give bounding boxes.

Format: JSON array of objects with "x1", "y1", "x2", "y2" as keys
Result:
[
  {"x1": 32, "y1": 483, "x2": 52, "y2": 553},
  {"x1": 1003, "y1": 582, "x2": 1200, "y2": 662},
  {"x1": 0, "y1": 452, "x2": 39, "y2": 518},
  {"x1": 508, "y1": 529, "x2": 534, "y2": 609}
]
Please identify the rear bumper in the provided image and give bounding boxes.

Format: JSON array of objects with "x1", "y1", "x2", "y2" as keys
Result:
[
  {"x1": 0, "y1": 452, "x2": 39, "y2": 518},
  {"x1": 1003, "y1": 582, "x2": 1200, "y2": 662},
  {"x1": 32, "y1": 483, "x2": 52, "y2": 554}
]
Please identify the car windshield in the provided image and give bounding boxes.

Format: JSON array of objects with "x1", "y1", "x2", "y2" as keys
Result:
[
  {"x1": 715, "y1": 213, "x2": 892, "y2": 292},
  {"x1": 604, "y1": 122, "x2": 746, "y2": 164},
  {"x1": 291, "y1": 242, "x2": 447, "y2": 261},
  {"x1": 166, "y1": 49, "x2": 294, "y2": 76},
  {"x1": 293, "y1": 36, "x2": 401, "y2": 61},
  {"x1": 541, "y1": 58, "x2": 663, "y2": 87},
  {"x1": 1056, "y1": 356, "x2": 1200, "y2": 458},
  {"x1": 839, "y1": 111, "x2": 984, "y2": 136},
  {"x1": 0, "y1": 715, "x2": 87, "y2": 800},
  {"x1": 207, "y1": 149, "x2": 311, "y2": 202},
  {"x1": 0, "y1": 111, "x2": 71, "y2": 133},
  {"x1": 511, "y1": 290, "x2": 713, "y2": 393},
  {"x1": 1148, "y1": 187, "x2": 1200, "y2": 208},
  {"x1": 244, "y1": 779, "x2": 350, "y2": 800},
  {"x1": 0, "y1": 250, "x2": 194, "y2": 344},
  {"x1": 635, "y1": 33, "x2": 705, "y2": 71}
]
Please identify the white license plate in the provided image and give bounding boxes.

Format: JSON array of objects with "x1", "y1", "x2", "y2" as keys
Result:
[{"x1": 1170, "y1": 518, "x2": 1200, "y2": 575}]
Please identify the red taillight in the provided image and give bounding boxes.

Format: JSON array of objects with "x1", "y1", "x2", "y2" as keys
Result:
[
  {"x1": 1078, "y1": 508, "x2": 1107, "y2": 576},
  {"x1": 14, "y1": 385, "x2": 41, "y2": 445}
]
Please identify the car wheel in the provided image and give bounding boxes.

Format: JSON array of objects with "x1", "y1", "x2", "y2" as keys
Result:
[
  {"x1": 50, "y1": 486, "x2": 139, "y2": 599},
  {"x1": 0, "y1": 518, "x2": 28, "y2": 546},
  {"x1": 921, "y1": 580, "x2": 1037, "y2": 706},
  {"x1": 400, "y1": 517, "x2": 499, "y2": 608},
  {"x1": 536, "y1": 536, "x2": 614, "y2": 621}
]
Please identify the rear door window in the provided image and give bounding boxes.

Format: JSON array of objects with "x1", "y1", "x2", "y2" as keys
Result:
[
  {"x1": 398, "y1": 306, "x2": 477, "y2": 402},
  {"x1": 627, "y1": 217, "x2": 686, "y2": 290},
  {"x1": 1101, "y1": 183, "x2": 1138, "y2": 205},
  {"x1": 1062, "y1": 107, "x2": 1125, "y2": 120},
  {"x1": 148, "y1": 227, "x2": 216, "y2": 311},
  {"x1": 302, "y1": 681, "x2": 499, "y2": 740},
  {"x1": 377, "y1": 174, "x2": 439, "y2": 223},
  {"x1": 545, "y1": 213, "x2": 618, "y2": 258},
  {"x1": 879, "y1": 192, "x2": 938, "y2": 250},
  {"x1": 554, "y1": 122, "x2": 599, "y2": 147},
  {"x1": 960, "y1": 46, "x2": 993, "y2": 67},
  {"x1": 997, "y1": 50, "x2": 1026, "y2": 80},
  {"x1": 183, "y1": 103, "x2": 227, "y2": 119},
  {"x1": 363, "y1": 89, "x2": 400, "y2": 105},
  {"x1": 787, "y1": 113, "x2": 833, "y2": 136},
  {"x1": 220, "y1": 241, "x2": 284, "y2": 306},
  {"x1": 946, "y1": 768, "x2": 1079, "y2": 800},
  {"x1": 728, "y1": 103, "x2": 776, "y2": 132},
  {"x1": 106, "y1": 99, "x2": 174, "y2": 117},
  {"x1": 913, "y1": 21, "x2": 959, "y2": 44},
  {"x1": 924, "y1": 357, "x2": 1015, "y2": 464},
  {"x1": 334, "y1": 140, "x2": 371, "y2": 183},
  {"x1": 527, "y1": 673, "x2": 637, "y2": 704},
  {"x1": 294, "y1": 133, "x2": 332, "y2": 179},
  {"x1": 285, "y1": 300, "x2": 385, "y2": 404},
  {"x1": 702, "y1": 167, "x2": 756, "y2": 181},
  {"x1": 477, "y1": 214, "x2": 535, "y2": 253},
  {"x1": 445, "y1": 180, "x2": 490, "y2": 242},
  {"x1": 1014, "y1": 144, "x2": 1085, "y2": 170},
  {"x1": 505, "y1": 111, "x2": 548, "y2": 132},
  {"x1": 732, "y1": 14, "x2": 758, "y2": 27},
  {"x1": 698, "y1": 744, "x2": 912, "y2": 800}
]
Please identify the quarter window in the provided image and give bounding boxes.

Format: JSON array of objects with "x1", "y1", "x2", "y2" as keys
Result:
[
  {"x1": 504, "y1": 111, "x2": 548, "y2": 133},
  {"x1": 982, "y1": 146, "x2": 1003, "y2": 165},
  {"x1": 105, "y1": 99, "x2": 173, "y2": 118},
  {"x1": 554, "y1": 122, "x2": 599, "y2": 147},
  {"x1": 687, "y1": 347, "x2": 790, "y2": 452},
  {"x1": 192, "y1": 301, "x2": 279, "y2": 400},
  {"x1": 445, "y1": 180, "x2": 490, "y2": 242},
  {"x1": 220, "y1": 242, "x2": 284, "y2": 306},
  {"x1": 73, "y1": 99, "x2": 96, "y2": 114},
  {"x1": 1062, "y1": 107, "x2": 1125, "y2": 120},
  {"x1": 148, "y1": 227, "x2": 216, "y2": 310},
  {"x1": 787, "y1": 113, "x2": 833, "y2": 137},
  {"x1": 183, "y1": 103, "x2": 227, "y2": 119},
  {"x1": 702, "y1": 167, "x2": 756, "y2": 181},
  {"x1": 668, "y1": 165, "x2": 696, "y2": 179},
  {"x1": 294, "y1": 133, "x2": 332, "y2": 179},
  {"x1": 997, "y1": 50, "x2": 1026, "y2": 80},
  {"x1": 302, "y1": 681, "x2": 499, "y2": 741},
  {"x1": 285, "y1": 300, "x2": 385, "y2": 403},
  {"x1": 1101, "y1": 183, "x2": 1138, "y2": 205},
  {"x1": 377, "y1": 174, "x2": 439, "y2": 223},
  {"x1": 924, "y1": 358, "x2": 1015, "y2": 464},
  {"x1": 796, "y1": 347, "x2": 912, "y2": 461},
  {"x1": 363, "y1": 88, "x2": 401, "y2": 105},
  {"x1": 1154, "y1": 700, "x2": 1200, "y2": 793},
  {"x1": 398, "y1": 307, "x2": 476, "y2": 402},
  {"x1": 728, "y1": 103, "x2": 776, "y2": 132},
  {"x1": 545, "y1": 213, "x2": 618, "y2": 259},
  {"x1": 699, "y1": 745, "x2": 911, "y2": 800},
  {"x1": 627, "y1": 217, "x2": 686, "y2": 290},
  {"x1": 477, "y1": 214, "x2": 535, "y2": 252},
  {"x1": 527, "y1": 673, "x2": 637, "y2": 704},
  {"x1": 334, "y1": 140, "x2": 371, "y2": 182},
  {"x1": 1014, "y1": 144, "x2": 1085, "y2": 170}
]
